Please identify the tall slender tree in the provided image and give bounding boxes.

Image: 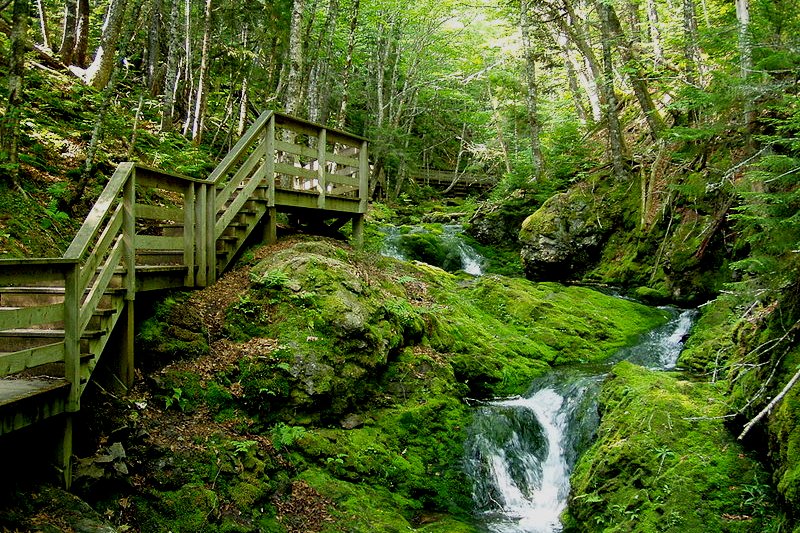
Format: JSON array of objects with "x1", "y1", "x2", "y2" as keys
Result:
[
  {"x1": 83, "y1": 0, "x2": 129, "y2": 88},
  {"x1": 0, "y1": 0, "x2": 29, "y2": 190},
  {"x1": 520, "y1": 0, "x2": 544, "y2": 178}
]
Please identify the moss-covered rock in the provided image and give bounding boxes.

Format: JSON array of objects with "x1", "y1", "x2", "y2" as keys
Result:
[
  {"x1": 123, "y1": 236, "x2": 671, "y2": 531},
  {"x1": 565, "y1": 361, "x2": 784, "y2": 532},
  {"x1": 519, "y1": 188, "x2": 614, "y2": 281}
]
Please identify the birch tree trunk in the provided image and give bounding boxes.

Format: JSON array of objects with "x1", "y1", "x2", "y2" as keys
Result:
[
  {"x1": 190, "y1": 0, "x2": 213, "y2": 143},
  {"x1": 520, "y1": 0, "x2": 544, "y2": 178},
  {"x1": 147, "y1": 0, "x2": 163, "y2": 94},
  {"x1": 59, "y1": 0, "x2": 77, "y2": 64},
  {"x1": 160, "y1": 0, "x2": 181, "y2": 131},
  {"x1": 34, "y1": 0, "x2": 50, "y2": 49},
  {"x1": 337, "y1": 0, "x2": 360, "y2": 128},
  {"x1": 74, "y1": 0, "x2": 89, "y2": 67},
  {"x1": 597, "y1": 0, "x2": 627, "y2": 180},
  {"x1": 735, "y1": 0, "x2": 753, "y2": 133},
  {"x1": 645, "y1": 0, "x2": 663, "y2": 66},
  {"x1": 284, "y1": 0, "x2": 306, "y2": 117},
  {"x1": 0, "y1": 0, "x2": 29, "y2": 189},
  {"x1": 683, "y1": 0, "x2": 703, "y2": 85},
  {"x1": 84, "y1": 0, "x2": 129, "y2": 88}
]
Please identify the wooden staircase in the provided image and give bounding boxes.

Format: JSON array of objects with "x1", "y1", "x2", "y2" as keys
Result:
[{"x1": 0, "y1": 111, "x2": 369, "y2": 487}]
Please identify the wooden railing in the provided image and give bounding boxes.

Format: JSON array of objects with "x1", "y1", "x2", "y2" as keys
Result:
[
  {"x1": 0, "y1": 110, "x2": 370, "y2": 409},
  {"x1": 212, "y1": 111, "x2": 368, "y2": 230}
]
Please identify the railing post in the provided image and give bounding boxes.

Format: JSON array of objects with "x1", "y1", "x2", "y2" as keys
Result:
[
  {"x1": 265, "y1": 116, "x2": 278, "y2": 245},
  {"x1": 64, "y1": 263, "x2": 80, "y2": 413},
  {"x1": 317, "y1": 128, "x2": 327, "y2": 210},
  {"x1": 195, "y1": 183, "x2": 208, "y2": 287},
  {"x1": 183, "y1": 182, "x2": 196, "y2": 287},
  {"x1": 120, "y1": 166, "x2": 136, "y2": 388},
  {"x1": 359, "y1": 140, "x2": 369, "y2": 214},
  {"x1": 207, "y1": 184, "x2": 217, "y2": 283},
  {"x1": 266, "y1": 114, "x2": 276, "y2": 207}
]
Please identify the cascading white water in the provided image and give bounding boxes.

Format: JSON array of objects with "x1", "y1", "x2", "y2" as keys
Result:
[
  {"x1": 466, "y1": 309, "x2": 696, "y2": 532},
  {"x1": 379, "y1": 224, "x2": 484, "y2": 275},
  {"x1": 484, "y1": 391, "x2": 570, "y2": 533}
]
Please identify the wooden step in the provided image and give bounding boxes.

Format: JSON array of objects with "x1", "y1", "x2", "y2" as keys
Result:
[
  {"x1": 0, "y1": 306, "x2": 117, "y2": 331},
  {"x1": 0, "y1": 377, "x2": 70, "y2": 435},
  {"x1": 0, "y1": 286, "x2": 126, "y2": 307},
  {"x1": 0, "y1": 328, "x2": 106, "y2": 353}
]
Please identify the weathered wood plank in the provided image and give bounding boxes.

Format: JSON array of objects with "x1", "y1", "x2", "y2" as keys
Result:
[
  {"x1": 0, "y1": 303, "x2": 63, "y2": 331},
  {"x1": 65, "y1": 163, "x2": 133, "y2": 261},
  {"x1": 135, "y1": 235, "x2": 184, "y2": 251},
  {"x1": 328, "y1": 152, "x2": 360, "y2": 167},
  {"x1": 215, "y1": 135, "x2": 270, "y2": 212},
  {"x1": 275, "y1": 140, "x2": 318, "y2": 160},
  {"x1": 80, "y1": 242, "x2": 123, "y2": 332},
  {"x1": 359, "y1": 140, "x2": 369, "y2": 213},
  {"x1": 134, "y1": 204, "x2": 184, "y2": 221},
  {"x1": 273, "y1": 112, "x2": 367, "y2": 143},
  {"x1": 0, "y1": 342, "x2": 64, "y2": 376},
  {"x1": 275, "y1": 162, "x2": 318, "y2": 181},
  {"x1": 79, "y1": 205, "x2": 123, "y2": 289},
  {"x1": 209, "y1": 111, "x2": 273, "y2": 184},
  {"x1": 327, "y1": 173, "x2": 359, "y2": 187},
  {"x1": 134, "y1": 165, "x2": 202, "y2": 190}
]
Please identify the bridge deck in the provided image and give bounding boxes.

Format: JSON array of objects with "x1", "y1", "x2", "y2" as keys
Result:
[{"x1": 0, "y1": 110, "x2": 370, "y2": 486}]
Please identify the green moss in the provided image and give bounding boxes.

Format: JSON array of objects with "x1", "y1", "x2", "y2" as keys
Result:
[
  {"x1": 138, "y1": 293, "x2": 209, "y2": 360},
  {"x1": 566, "y1": 362, "x2": 784, "y2": 532}
]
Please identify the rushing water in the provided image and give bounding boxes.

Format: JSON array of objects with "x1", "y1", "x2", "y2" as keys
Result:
[
  {"x1": 379, "y1": 225, "x2": 484, "y2": 275},
  {"x1": 465, "y1": 309, "x2": 697, "y2": 533}
]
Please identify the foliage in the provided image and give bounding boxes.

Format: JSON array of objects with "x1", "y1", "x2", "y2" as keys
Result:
[{"x1": 565, "y1": 362, "x2": 785, "y2": 532}]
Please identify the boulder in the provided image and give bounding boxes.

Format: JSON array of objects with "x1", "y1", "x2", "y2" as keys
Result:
[{"x1": 519, "y1": 190, "x2": 611, "y2": 281}]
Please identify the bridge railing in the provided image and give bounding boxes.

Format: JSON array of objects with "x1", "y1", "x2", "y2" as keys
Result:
[
  {"x1": 211, "y1": 111, "x2": 369, "y2": 229},
  {"x1": 0, "y1": 164, "x2": 210, "y2": 408}
]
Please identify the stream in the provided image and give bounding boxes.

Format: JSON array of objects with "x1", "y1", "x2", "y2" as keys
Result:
[
  {"x1": 464, "y1": 309, "x2": 697, "y2": 532},
  {"x1": 380, "y1": 225, "x2": 484, "y2": 276}
]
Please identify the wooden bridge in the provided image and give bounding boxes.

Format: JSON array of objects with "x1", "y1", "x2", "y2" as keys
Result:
[
  {"x1": 0, "y1": 111, "x2": 368, "y2": 487},
  {"x1": 416, "y1": 169, "x2": 497, "y2": 196}
]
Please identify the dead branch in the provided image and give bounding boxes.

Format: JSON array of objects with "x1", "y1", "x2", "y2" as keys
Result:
[{"x1": 739, "y1": 366, "x2": 800, "y2": 440}]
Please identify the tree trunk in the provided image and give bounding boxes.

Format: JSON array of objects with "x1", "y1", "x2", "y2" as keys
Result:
[
  {"x1": 683, "y1": 0, "x2": 702, "y2": 84},
  {"x1": 597, "y1": 0, "x2": 626, "y2": 180},
  {"x1": 735, "y1": 0, "x2": 753, "y2": 133},
  {"x1": 308, "y1": 0, "x2": 339, "y2": 124},
  {"x1": 84, "y1": 0, "x2": 128, "y2": 88},
  {"x1": 645, "y1": 0, "x2": 663, "y2": 66},
  {"x1": 337, "y1": 0, "x2": 360, "y2": 128},
  {"x1": 0, "y1": 0, "x2": 29, "y2": 190},
  {"x1": 34, "y1": 0, "x2": 50, "y2": 49},
  {"x1": 59, "y1": 0, "x2": 77, "y2": 64},
  {"x1": 190, "y1": 0, "x2": 213, "y2": 144},
  {"x1": 160, "y1": 0, "x2": 181, "y2": 132},
  {"x1": 603, "y1": 1, "x2": 664, "y2": 139},
  {"x1": 283, "y1": 0, "x2": 306, "y2": 117},
  {"x1": 147, "y1": 0, "x2": 163, "y2": 94},
  {"x1": 74, "y1": 0, "x2": 89, "y2": 67},
  {"x1": 520, "y1": 0, "x2": 544, "y2": 179}
]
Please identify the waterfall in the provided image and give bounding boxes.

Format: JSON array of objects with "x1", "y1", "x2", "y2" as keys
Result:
[
  {"x1": 379, "y1": 225, "x2": 484, "y2": 275},
  {"x1": 465, "y1": 310, "x2": 696, "y2": 532}
]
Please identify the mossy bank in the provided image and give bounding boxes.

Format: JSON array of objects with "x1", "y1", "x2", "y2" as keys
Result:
[
  {"x1": 1, "y1": 236, "x2": 669, "y2": 533},
  {"x1": 564, "y1": 361, "x2": 786, "y2": 532}
]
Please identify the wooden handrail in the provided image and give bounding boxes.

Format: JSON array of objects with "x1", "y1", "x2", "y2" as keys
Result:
[
  {"x1": 0, "y1": 110, "x2": 369, "y2": 397},
  {"x1": 64, "y1": 162, "x2": 135, "y2": 261}
]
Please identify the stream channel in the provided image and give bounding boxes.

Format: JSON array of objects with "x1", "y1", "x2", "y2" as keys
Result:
[{"x1": 464, "y1": 309, "x2": 697, "y2": 532}]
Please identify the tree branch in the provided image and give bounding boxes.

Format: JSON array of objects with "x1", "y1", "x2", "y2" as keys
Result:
[{"x1": 739, "y1": 365, "x2": 800, "y2": 440}]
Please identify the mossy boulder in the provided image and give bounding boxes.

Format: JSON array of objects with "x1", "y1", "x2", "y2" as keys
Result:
[
  {"x1": 467, "y1": 189, "x2": 539, "y2": 246},
  {"x1": 565, "y1": 361, "x2": 784, "y2": 532},
  {"x1": 519, "y1": 189, "x2": 613, "y2": 281}
]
